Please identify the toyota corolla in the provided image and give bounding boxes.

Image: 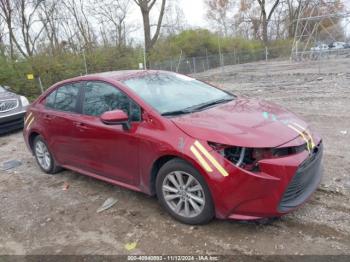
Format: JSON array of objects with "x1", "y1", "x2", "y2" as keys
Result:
[{"x1": 23, "y1": 71, "x2": 323, "y2": 224}]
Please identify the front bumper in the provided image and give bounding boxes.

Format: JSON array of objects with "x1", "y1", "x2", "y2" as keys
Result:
[
  {"x1": 205, "y1": 140, "x2": 323, "y2": 220},
  {"x1": 0, "y1": 110, "x2": 26, "y2": 134},
  {"x1": 278, "y1": 143, "x2": 323, "y2": 212}
]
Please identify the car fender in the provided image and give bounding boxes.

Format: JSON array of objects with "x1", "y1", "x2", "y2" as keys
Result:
[{"x1": 142, "y1": 136, "x2": 226, "y2": 204}]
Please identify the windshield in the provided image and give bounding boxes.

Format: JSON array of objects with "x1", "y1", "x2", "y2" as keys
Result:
[{"x1": 122, "y1": 73, "x2": 234, "y2": 115}]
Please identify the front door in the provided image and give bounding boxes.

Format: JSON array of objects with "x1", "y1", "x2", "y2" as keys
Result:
[{"x1": 72, "y1": 81, "x2": 142, "y2": 185}]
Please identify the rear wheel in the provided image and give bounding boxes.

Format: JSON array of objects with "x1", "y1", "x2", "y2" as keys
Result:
[
  {"x1": 33, "y1": 136, "x2": 62, "y2": 174},
  {"x1": 156, "y1": 159, "x2": 214, "y2": 224}
]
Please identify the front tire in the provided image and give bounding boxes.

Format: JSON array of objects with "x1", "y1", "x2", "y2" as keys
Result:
[
  {"x1": 33, "y1": 135, "x2": 62, "y2": 174},
  {"x1": 156, "y1": 159, "x2": 214, "y2": 224}
]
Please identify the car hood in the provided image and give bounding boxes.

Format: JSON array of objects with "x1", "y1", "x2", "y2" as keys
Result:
[
  {"x1": 171, "y1": 97, "x2": 309, "y2": 148},
  {"x1": 0, "y1": 91, "x2": 18, "y2": 100}
]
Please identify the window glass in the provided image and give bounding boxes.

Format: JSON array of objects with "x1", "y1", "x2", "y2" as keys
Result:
[
  {"x1": 83, "y1": 82, "x2": 141, "y2": 121},
  {"x1": 55, "y1": 84, "x2": 79, "y2": 112},
  {"x1": 122, "y1": 72, "x2": 234, "y2": 115},
  {"x1": 45, "y1": 83, "x2": 80, "y2": 112},
  {"x1": 45, "y1": 90, "x2": 56, "y2": 108}
]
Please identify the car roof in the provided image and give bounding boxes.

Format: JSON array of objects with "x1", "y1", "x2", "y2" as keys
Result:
[
  {"x1": 49, "y1": 70, "x2": 175, "y2": 92},
  {"x1": 82, "y1": 70, "x2": 162, "y2": 81}
]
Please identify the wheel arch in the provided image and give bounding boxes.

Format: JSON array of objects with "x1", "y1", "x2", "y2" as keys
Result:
[
  {"x1": 149, "y1": 155, "x2": 178, "y2": 195},
  {"x1": 28, "y1": 131, "x2": 41, "y2": 153},
  {"x1": 148, "y1": 153, "x2": 210, "y2": 196}
]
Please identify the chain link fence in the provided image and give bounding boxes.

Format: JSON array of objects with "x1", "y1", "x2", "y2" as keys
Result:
[
  {"x1": 20, "y1": 43, "x2": 350, "y2": 98},
  {"x1": 292, "y1": 48, "x2": 350, "y2": 61},
  {"x1": 149, "y1": 46, "x2": 291, "y2": 74},
  {"x1": 150, "y1": 45, "x2": 350, "y2": 75}
]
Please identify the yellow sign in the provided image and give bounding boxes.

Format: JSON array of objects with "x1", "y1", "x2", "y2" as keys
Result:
[{"x1": 27, "y1": 74, "x2": 34, "y2": 80}]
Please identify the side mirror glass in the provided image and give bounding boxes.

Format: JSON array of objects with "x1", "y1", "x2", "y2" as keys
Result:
[{"x1": 100, "y1": 110, "x2": 130, "y2": 130}]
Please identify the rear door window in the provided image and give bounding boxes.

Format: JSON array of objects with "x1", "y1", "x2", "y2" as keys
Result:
[{"x1": 46, "y1": 83, "x2": 80, "y2": 113}]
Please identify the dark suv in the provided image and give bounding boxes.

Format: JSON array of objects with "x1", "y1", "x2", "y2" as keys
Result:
[{"x1": 0, "y1": 85, "x2": 29, "y2": 134}]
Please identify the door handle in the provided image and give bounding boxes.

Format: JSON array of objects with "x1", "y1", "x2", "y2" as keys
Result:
[
  {"x1": 44, "y1": 114, "x2": 54, "y2": 120},
  {"x1": 74, "y1": 122, "x2": 89, "y2": 130}
]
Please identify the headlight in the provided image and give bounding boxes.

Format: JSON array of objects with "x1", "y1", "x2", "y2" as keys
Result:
[
  {"x1": 20, "y1": 96, "x2": 30, "y2": 107},
  {"x1": 209, "y1": 141, "x2": 308, "y2": 172},
  {"x1": 208, "y1": 142, "x2": 275, "y2": 172}
]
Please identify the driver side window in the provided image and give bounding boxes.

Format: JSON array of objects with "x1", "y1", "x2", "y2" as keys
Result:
[{"x1": 82, "y1": 81, "x2": 141, "y2": 121}]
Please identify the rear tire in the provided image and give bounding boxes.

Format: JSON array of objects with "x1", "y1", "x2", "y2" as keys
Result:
[
  {"x1": 33, "y1": 135, "x2": 62, "y2": 174},
  {"x1": 156, "y1": 158, "x2": 214, "y2": 225}
]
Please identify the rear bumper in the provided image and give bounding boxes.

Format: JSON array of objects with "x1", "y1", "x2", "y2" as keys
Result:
[
  {"x1": 207, "y1": 141, "x2": 323, "y2": 220},
  {"x1": 0, "y1": 110, "x2": 26, "y2": 134}
]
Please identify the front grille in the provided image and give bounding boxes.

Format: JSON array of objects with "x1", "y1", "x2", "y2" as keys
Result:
[
  {"x1": 0, "y1": 116, "x2": 24, "y2": 134},
  {"x1": 278, "y1": 142, "x2": 323, "y2": 212},
  {"x1": 0, "y1": 99, "x2": 19, "y2": 113}
]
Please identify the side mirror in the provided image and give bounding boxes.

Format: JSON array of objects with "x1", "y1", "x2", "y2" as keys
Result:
[{"x1": 100, "y1": 110, "x2": 130, "y2": 130}]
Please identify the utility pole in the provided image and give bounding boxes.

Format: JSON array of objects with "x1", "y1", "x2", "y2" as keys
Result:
[
  {"x1": 143, "y1": 43, "x2": 147, "y2": 70},
  {"x1": 82, "y1": 48, "x2": 88, "y2": 75}
]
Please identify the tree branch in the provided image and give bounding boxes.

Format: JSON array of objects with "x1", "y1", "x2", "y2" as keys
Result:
[
  {"x1": 150, "y1": 0, "x2": 166, "y2": 46},
  {"x1": 268, "y1": 0, "x2": 280, "y2": 21}
]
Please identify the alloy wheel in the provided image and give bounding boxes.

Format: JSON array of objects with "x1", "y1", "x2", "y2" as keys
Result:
[
  {"x1": 162, "y1": 171, "x2": 205, "y2": 218},
  {"x1": 35, "y1": 140, "x2": 51, "y2": 170}
]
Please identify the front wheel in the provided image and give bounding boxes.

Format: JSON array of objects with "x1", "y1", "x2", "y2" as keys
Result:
[{"x1": 156, "y1": 159, "x2": 214, "y2": 224}]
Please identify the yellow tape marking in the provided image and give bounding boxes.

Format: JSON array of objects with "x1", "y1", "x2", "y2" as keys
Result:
[
  {"x1": 194, "y1": 141, "x2": 229, "y2": 177},
  {"x1": 26, "y1": 117, "x2": 35, "y2": 130},
  {"x1": 291, "y1": 122, "x2": 315, "y2": 149},
  {"x1": 288, "y1": 124, "x2": 311, "y2": 152},
  {"x1": 24, "y1": 112, "x2": 33, "y2": 125},
  {"x1": 190, "y1": 145, "x2": 213, "y2": 172}
]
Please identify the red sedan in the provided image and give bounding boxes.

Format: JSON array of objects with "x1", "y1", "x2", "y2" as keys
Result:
[{"x1": 23, "y1": 71, "x2": 323, "y2": 224}]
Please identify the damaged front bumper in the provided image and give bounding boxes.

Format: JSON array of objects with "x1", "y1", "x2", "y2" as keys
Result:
[
  {"x1": 206, "y1": 140, "x2": 323, "y2": 220},
  {"x1": 278, "y1": 142, "x2": 323, "y2": 212}
]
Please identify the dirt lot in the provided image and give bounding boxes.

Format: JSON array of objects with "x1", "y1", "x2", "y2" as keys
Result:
[{"x1": 1, "y1": 58, "x2": 350, "y2": 256}]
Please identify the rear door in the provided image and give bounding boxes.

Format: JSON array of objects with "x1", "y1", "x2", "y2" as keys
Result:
[
  {"x1": 42, "y1": 82, "x2": 83, "y2": 166},
  {"x1": 71, "y1": 81, "x2": 142, "y2": 185}
]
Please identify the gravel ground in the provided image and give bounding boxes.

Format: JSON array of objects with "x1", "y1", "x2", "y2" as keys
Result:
[{"x1": 0, "y1": 58, "x2": 350, "y2": 256}]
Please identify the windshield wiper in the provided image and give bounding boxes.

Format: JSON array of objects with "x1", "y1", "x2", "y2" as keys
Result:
[
  {"x1": 189, "y1": 97, "x2": 234, "y2": 112},
  {"x1": 161, "y1": 109, "x2": 193, "y2": 116},
  {"x1": 161, "y1": 97, "x2": 234, "y2": 117}
]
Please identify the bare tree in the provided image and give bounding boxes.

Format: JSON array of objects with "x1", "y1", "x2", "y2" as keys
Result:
[
  {"x1": 134, "y1": 0, "x2": 166, "y2": 61},
  {"x1": 63, "y1": 0, "x2": 96, "y2": 50},
  {"x1": 0, "y1": 0, "x2": 47, "y2": 58},
  {"x1": 285, "y1": 0, "x2": 303, "y2": 38},
  {"x1": 265, "y1": 0, "x2": 287, "y2": 40},
  {"x1": 205, "y1": 0, "x2": 234, "y2": 36},
  {"x1": 0, "y1": 0, "x2": 15, "y2": 58},
  {"x1": 92, "y1": 0, "x2": 132, "y2": 47},
  {"x1": 256, "y1": 0, "x2": 281, "y2": 44},
  {"x1": 235, "y1": 0, "x2": 261, "y2": 39},
  {"x1": 0, "y1": 15, "x2": 5, "y2": 56},
  {"x1": 162, "y1": 1, "x2": 186, "y2": 36},
  {"x1": 57, "y1": 5, "x2": 81, "y2": 53},
  {"x1": 37, "y1": 0, "x2": 62, "y2": 54}
]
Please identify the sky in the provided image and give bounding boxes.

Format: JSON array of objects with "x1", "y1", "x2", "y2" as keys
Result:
[
  {"x1": 124, "y1": 0, "x2": 350, "y2": 42},
  {"x1": 129, "y1": 0, "x2": 208, "y2": 43},
  {"x1": 181, "y1": 0, "x2": 350, "y2": 27},
  {"x1": 180, "y1": 0, "x2": 207, "y2": 27}
]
